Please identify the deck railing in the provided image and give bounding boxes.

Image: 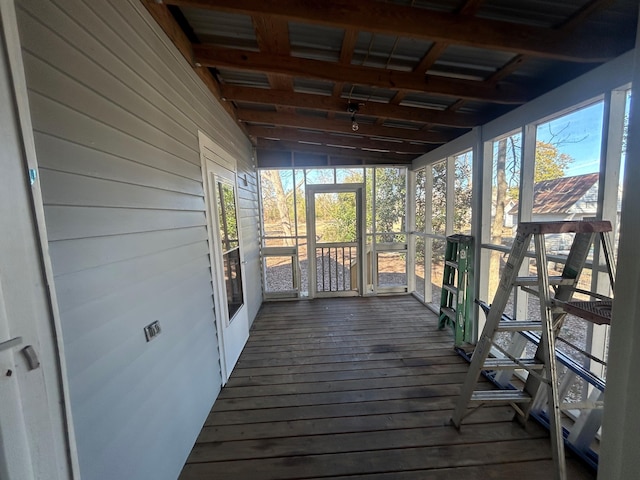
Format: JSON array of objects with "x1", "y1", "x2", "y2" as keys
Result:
[{"x1": 315, "y1": 242, "x2": 357, "y2": 292}]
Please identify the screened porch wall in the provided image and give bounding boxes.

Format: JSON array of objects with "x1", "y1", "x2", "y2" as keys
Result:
[{"x1": 411, "y1": 50, "x2": 633, "y2": 383}]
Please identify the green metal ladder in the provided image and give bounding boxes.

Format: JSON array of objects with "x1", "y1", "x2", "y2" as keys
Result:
[{"x1": 438, "y1": 234, "x2": 474, "y2": 346}]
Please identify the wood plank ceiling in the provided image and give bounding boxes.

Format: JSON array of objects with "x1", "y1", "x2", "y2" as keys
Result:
[{"x1": 143, "y1": 0, "x2": 637, "y2": 168}]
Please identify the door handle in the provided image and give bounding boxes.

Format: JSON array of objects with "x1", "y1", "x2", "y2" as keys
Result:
[{"x1": 0, "y1": 337, "x2": 22, "y2": 352}]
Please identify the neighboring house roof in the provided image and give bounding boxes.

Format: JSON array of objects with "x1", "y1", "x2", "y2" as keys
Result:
[{"x1": 509, "y1": 173, "x2": 599, "y2": 215}]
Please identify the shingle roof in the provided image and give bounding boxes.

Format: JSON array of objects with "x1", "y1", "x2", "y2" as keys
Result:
[{"x1": 509, "y1": 172, "x2": 599, "y2": 215}]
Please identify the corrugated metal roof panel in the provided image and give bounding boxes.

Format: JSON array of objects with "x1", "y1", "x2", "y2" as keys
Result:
[
  {"x1": 293, "y1": 78, "x2": 335, "y2": 95},
  {"x1": 180, "y1": 7, "x2": 258, "y2": 49},
  {"x1": 382, "y1": 119, "x2": 423, "y2": 129},
  {"x1": 399, "y1": 93, "x2": 452, "y2": 110},
  {"x1": 235, "y1": 102, "x2": 277, "y2": 113},
  {"x1": 341, "y1": 85, "x2": 398, "y2": 103},
  {"x1": 216, "y1": 68, "x2": 270, "y2": 87},
  {"x1": 453, "y1": 100, "x2": 494, "y2": 115},
  {"x1": 474, "y1": 0, "x2": 587, "y2": 27},
  {"x1": 353, "y1": 32, "x2": 424, "y2": 71},
  {"x1": 289, "y1": 22, "x2": 343, "y2": 62},
  {"x1": 430, "y1": 45, "x2": 516, "y2": 81}
]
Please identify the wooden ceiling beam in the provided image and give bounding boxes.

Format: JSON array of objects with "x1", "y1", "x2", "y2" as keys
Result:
[
  {"x1": 558, "y1": 0, "x2": 616, "y2": 31},
  {"x1": 257, "y1": 139, "x2": 420, "y2": 163},
  {"x1": 251, "y1": 15, "x2": 294, "y2": 113},
  {"x1": 412, "y1": 43, "x2": 449, "y2": 76},
  {"x1": 331, "y1": 28, "x2": 359, "y2": 100},
  {"x1": 222, "y1": 85, "x2": 481, "y2": 127},
  {"x1": 453, "y1": 0, "x2": 612, "y2": 112},
  {"x1": 167, "y1": 0, "x2": 624, "y2": 62},
  {"x1": 486, "y1": 0, "x2": 614, "y2": 86},
  {"x1": 248, "y1": 126, "x2": 432, "y2": 154},
  {"x1": 141, "y1": 0, "x2": 237, "y2": 119},
  {"x1": 195, "y1": 46, "x2": 529, "y2": 104},
  {"x1": 238, "y1": 109, "x2": 454, "y2": 143}
]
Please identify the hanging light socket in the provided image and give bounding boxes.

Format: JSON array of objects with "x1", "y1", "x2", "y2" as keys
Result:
[{"x1": 347, "y1": 103, "x2": 359, "y2": 132}]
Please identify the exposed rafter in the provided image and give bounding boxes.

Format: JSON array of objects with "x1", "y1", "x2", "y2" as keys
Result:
[
  {"x1": 238, "y1": 110, "x2": 454, "y2": 143},
  {"x1": 222, "y1": 86, "x2": 480, "y2": 127},
  {"x1": 247, "y1": 126, "x2": 432, "y2": 154},
  {"x1": 141, "y1": 0, "x2": 236, "y2": 118},
  {"x1": 195, "y1": 46, "x2": 530, "y2": 104},
  {"x1": 148, "y1": 0, "x2": 636, "y2": 168},
  {"x1": 167, "y1": 0, "x2": 625, "y2": 62},
  {"x1": 257, "y1": 139, "x2": 419, "y2": 163}
]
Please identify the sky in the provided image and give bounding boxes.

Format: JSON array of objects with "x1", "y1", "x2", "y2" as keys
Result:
[{"x1": 536, "y1": 101, "x2": 605, "y2": 177}]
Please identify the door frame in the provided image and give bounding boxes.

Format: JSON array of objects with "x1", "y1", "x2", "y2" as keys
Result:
[
  {"x1": 306, "y1": 184, "x2": 366, "y2": 299},
  {"x1": 0, "y1": 2, "x2": 78, "y2": 478},
  {"x1": 198, "y1": 132, "x2": 249, "y2": 384}
]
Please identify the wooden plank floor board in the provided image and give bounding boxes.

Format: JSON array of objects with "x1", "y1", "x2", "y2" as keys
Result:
[
  {"x1": 206, "y1": 397, "x2": 461, "y2": 426},
  {"x1": 217, "y1": 372, "x2": 471, "y2": 399},
  {"x1": 226, "y1": 363, "x2": 471, "y2": 387},
  {"x1": 180, "y1": 295, "x2": 596, "y2": 480},
  {"x1": 201, "y1": 406, "x2": 519, "y2": 442}
]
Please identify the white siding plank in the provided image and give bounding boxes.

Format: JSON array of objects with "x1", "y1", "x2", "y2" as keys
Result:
[
  {"x1": 40, "y1": 169, "x2": 205, "y2": 211},
  {"x1": 72, "y1": 305, "x2": 218, "y2": 480},
  {"x1": 83, "y1": 0, "x2": 249, "y2": 159},
  {"x1": 29, "y1": 92, "x2": 202, "y2": 180},
  {"x1": 54, "y1": 242, "x2": 209, "y2": 314},
  {"x1": 50, "y1": 226, "x2": 208, "y2": 276},
  {"x1": 66, "y1": 268, "x2": 213, "y2": 388},
  {"x1": 18, "y1": 1, "x2": 201, "y2": 155},
  {"x1": 60, "y1": 256, "x2": 211, "y2": 344},
  {"x1": 23, "y1": 52, "x2": 199, "y2": 163},
  {"x1": 44, "y1": 206, "x2": 206, "y2": 241},
  {"x1": 35, "y1": 133, "x2": 203, "y2": 196}
]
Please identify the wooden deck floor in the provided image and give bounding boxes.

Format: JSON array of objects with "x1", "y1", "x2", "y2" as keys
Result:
[{"x1": 179, "y1": 295, "x2": 596, "y2": 480}]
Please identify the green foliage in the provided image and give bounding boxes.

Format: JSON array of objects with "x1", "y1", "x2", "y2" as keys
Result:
[
  {"x1": 375, "y1": 168, "x2": 406, "y2": 240},
  {"x1": 325, "y1": 192, "x2": 358, "y2": 242},
  {"x1": 431, "y1": 162, "x2": 447, "y2": 235},
  {"x1": 216, "y1": 181, "x2": 238, "y2": 250},
  {"x1": 454, "y1": 153, "x2": 473, "y2": 234},
  {"x1": 535, "y1": 141, "x2": 572, "y2": 182},
  {"x1": 260, "y1": 167, "x2": 408, "y2": 244}
]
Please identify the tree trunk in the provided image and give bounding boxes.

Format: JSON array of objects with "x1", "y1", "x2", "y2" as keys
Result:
[
  {"x1": 489, "y1": 139, "x2": 508, "y2": 297},
  {"x1": 262, "y1": 170, "x2": 294, "y2": 245}
]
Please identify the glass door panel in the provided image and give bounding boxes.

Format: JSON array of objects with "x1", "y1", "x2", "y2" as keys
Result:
[{"x1": 215, "y1": 180, "x2": 244, "y2": 320}]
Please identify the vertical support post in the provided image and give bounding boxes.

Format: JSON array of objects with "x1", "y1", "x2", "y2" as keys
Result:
[
  {"x1": 478, "y1": 132, "x2": 495, "y2": 336},
  {"x1": 516, "y1": 124, "x2": 537, "y2": 321},
  {"x1": 407, "y1": 169, "x2": 417, "y2": 294},
  {"x1": 424, "y1": 166, "x2": 434, "y2": 304},
  {"x1": 445, "y1": 155, "x2": 455, "y2": 236}
]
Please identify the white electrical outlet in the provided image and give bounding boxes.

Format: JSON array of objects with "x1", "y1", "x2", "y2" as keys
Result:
[{"x1": 144, "y1": 321, "x2": 161, "y2": 342}]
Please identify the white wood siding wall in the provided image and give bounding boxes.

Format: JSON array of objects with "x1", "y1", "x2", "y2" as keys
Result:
[{"x1": 15, "y1": 1, "x2": 260, "y2": 479}]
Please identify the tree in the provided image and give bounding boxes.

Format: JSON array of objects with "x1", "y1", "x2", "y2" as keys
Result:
[
  {"x1": 534, "y1": 141, "x2": 572, "y2": 182},
  {"x1": 489, "y1": 137, "x2": 573, "y2": 295},
  {"x1": 260, "y1": 170, "x2": 294, "y2": 245},
  {"x1": 374, "y1": 168, "x2": 406, "y2": 242},
  {"x1": 454, "y1": 153, "x2": 473, "y2": 234},
  {"x1": 431, "y1": 162, "x2": 447, "y2": 235}
]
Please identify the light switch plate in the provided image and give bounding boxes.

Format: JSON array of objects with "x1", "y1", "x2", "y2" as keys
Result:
[{"x1": 144, "y1": 321, "x2": 161, "y2": 342}]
